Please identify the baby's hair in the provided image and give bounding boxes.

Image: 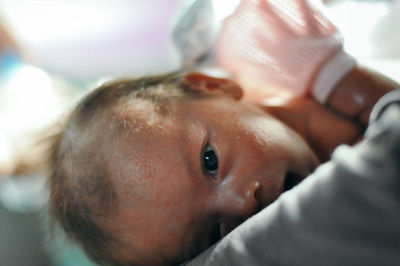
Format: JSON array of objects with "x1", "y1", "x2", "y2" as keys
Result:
[{"x1": 47, "y1": 72, "x2": 206, "y2": 266}]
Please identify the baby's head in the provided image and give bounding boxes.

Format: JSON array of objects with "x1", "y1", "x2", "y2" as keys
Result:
[{"x1": 48, "y1": 72, "x2": 318, "y2": 265}]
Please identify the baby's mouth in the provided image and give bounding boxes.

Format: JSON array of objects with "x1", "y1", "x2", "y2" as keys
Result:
[{"x1": 283, "y1": 171, "x2": 304, "y2": 192}]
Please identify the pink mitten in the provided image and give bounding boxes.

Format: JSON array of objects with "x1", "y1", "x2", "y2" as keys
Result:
[{"x1": 216, "y1": 0, "x2": 356, "y2": 103}]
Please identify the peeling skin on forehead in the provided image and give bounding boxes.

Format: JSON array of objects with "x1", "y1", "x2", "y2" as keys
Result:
[
  {"x1": 106, "y1": 98, "x2": 177, "y2": 206},
  {"x1": 110, "y1": 99, "x2": 165, "y2": 134}
]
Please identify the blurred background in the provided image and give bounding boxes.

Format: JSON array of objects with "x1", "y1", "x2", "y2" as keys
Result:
[{"x1": 0, "y1": 0, "x2": 399, "y2": 265}]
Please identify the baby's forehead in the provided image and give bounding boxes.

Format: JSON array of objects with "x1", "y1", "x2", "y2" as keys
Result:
[
  {"x1": 106, "y1": 95, "x2": 239, "y2": 166},
  {"x1": 105, "y1": 99, "x2": 170, "y2": 136},
  {"x1": 106, "y1": 98, "x2": 180, "y2": 160},
  {"x1": 105, "y1": 102, "x2": 191, "y2": 206}
]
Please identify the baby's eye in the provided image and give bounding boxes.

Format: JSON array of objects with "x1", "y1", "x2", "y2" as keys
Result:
[{"x1": 202, "y1": 144, "x2": 219, "y2": 178}]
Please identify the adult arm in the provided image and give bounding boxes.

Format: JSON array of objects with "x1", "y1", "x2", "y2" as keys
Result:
[
  {"x1": 262, "y1": 66, "x2": 399, "y2": 161},
  {"x1": 188, "y1": 89, "x2": 400, "y2": 266}
]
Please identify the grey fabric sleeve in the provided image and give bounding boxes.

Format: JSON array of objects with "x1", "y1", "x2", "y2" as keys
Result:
[{"x1": 188, "y1": 89, "x2": 400, "y2": 266}]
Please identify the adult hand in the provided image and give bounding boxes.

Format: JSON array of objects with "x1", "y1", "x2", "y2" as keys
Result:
[
  {"x1": 327, "y1": 66, "x2": 399, "y2": 126},
  {"x1": 261, "y1": 96, "x2": 362, "y2": 162},
  {"x1": 260, "y1": 66, "x2": 399, "y2": 161}
]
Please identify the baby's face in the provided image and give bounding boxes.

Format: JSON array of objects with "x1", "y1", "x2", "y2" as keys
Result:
[{"x1": 109, "y1": 93, "x2": 318, "y2": 265}]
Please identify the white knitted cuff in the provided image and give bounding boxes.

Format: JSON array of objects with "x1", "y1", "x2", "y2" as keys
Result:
[{"x1": 312, "y1": 51, "x2": 356, "y2": 104}]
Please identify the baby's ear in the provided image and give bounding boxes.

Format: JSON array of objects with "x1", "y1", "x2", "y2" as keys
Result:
[{"x1": 182, "y1": 72, "x2": 243, "y2": 100}]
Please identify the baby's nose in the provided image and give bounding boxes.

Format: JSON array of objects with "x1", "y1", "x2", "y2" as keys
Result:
[
  {"x1": 216, "y1": 180, "x2": 262, "y2": 221},
  {"x1": 217, "y1": 180, "x2": 262, "y2": 236},
  {"x1": 244, "y1": 180, "x2": 261, "y2": 199}
]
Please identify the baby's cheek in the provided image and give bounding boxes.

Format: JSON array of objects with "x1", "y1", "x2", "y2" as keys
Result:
[{"x1": 121, "y1": 202, "x2": 187, "y2": 256}]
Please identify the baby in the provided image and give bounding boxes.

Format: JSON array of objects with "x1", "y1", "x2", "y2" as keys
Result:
[
  {"x1": 47, "y1": 71, "x2": 321, "y2": 265},
  {"x1": 48, "y1": 68, "x2": 395, "y2": 265}
]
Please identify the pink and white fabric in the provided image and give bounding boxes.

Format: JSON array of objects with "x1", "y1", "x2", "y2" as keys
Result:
[{"x1": 216, "y1": 0, "x2": 356, "y2": 103}]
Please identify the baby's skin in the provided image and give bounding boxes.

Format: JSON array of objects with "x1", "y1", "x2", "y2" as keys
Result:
[
  {"x1": 49, "y1": 68, "x2": 398, "y2": 266},
  {"x1": 106, "y1": 73, "x2": 319, "y2": 265}
]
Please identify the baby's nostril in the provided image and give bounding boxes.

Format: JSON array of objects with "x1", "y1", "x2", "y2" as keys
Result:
[
  {"x1": 254, "y1": 185, "x2": 262, "y2": 202},
  {"x1": 283, "y1": 171, "x2": 301, "y2": 192}
]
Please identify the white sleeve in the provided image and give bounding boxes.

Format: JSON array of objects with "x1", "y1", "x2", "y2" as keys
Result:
[
  {"x1": 311, "y1": 50, "x2": 356, "y2": 104},
  {"x1": 188, "y1": 89, "x2": 400, "y2": 266}
]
